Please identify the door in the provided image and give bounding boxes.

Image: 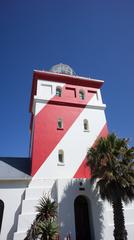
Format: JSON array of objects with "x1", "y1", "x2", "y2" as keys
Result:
[{"x1": 74, "y1": 195, "x2": 91, "y2": 240}]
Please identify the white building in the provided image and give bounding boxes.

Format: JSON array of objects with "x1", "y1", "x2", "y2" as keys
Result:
[{"x1": 0, "y1": 64, "x2": 133, "y2": 240}]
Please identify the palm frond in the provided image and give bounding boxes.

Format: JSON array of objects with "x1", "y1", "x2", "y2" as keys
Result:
[{"x1": 87, "y1": 133, "x2": 134, "y2": 204}]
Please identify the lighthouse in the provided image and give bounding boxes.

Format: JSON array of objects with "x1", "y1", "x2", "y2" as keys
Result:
[
  {"x1": 0, "y1": 64, "x2": 133, "y2": 240},
  {"x1": 14, "y1": 64, "x2": 108, "y2": 240},
  {"x1": 30, "y1": 63, "x2": 108, "y2": 179}
]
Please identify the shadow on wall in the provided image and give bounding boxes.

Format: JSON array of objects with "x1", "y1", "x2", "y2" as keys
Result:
[
  {"x1": 58, "y1": 180, "x2": 104, "y2": 240},
  {"x1": 51, "y1": 180, "x2": 58, "y2": 202},
  {"x1": 7, "y1": 191, "x2": 25, "y2": 240}
]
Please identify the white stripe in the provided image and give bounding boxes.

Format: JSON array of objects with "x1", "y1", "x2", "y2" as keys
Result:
[
  {"x1": 32, "y1": 95, "x2": 107, "y2": 179},
  {"x1": 33, "y1": 80, "x2": 65, "y2": 115}
]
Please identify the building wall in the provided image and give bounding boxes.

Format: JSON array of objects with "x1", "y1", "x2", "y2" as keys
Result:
[
  {"x1": 13, "y1": 179, "x2": 57, "y2": 240},
  {"x1": 57, "y1": 179, "x2": 96, "y2": 239},
  {"x1": 56, "y1": 179, "x2": 134, "y2": 240},
  {"x1": 1, "y1": 70, "x2": 133, "y2": 240},
  {"x1": 31, "y1": 79, "x2": 108, "y2": 178},
  {"x1": 0, "y1": 178, "x2": 134, "y2": 240},
  {"x1": 0, "y1": 181, "x2": 28, "y2": 240}
]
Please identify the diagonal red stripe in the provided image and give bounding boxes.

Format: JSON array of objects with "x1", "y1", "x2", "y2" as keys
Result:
[
  {"x1": 31, "y1": 85, "x2": 96, "y2": 176},
  {"x1": 74, "y1": 123, "x2": 109, "y2": 178}
]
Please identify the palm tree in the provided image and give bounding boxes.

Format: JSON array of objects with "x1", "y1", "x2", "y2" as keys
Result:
[
  {"x1": 87, "y1": 133, "x2": 134, "y2": 240},
  {"x1": 24, "y1": 195, "x2": 58, "y2": 240}
]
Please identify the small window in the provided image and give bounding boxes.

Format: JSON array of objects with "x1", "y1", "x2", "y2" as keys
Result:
[
  {"x1": 58, "y1": 150, "x2": 64, "y2": 165},
  {"x1": 56, "y1": 87, "x2": 62, "y2": 97},
  {"x1": 79, "y1": 90, "x2": 85, "y2": 100},
  {"x1": 57, "y1": 118, "x2": 63, "y2": 129},
  {"x1": 83, "y1": 119, "x2": 89, "y2": 131},
  {"x1": 0, "y1": 200, "x2": 4, "y2": 233}
]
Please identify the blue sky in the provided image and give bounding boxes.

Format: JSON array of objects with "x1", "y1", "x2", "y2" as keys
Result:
[{"x1": 0, "y1": 0, "x2": 134, "y2": 157}]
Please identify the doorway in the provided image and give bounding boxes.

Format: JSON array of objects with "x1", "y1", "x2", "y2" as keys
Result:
[{"x1": 74, "y1": 195, "x2": 91, "y2": 240}]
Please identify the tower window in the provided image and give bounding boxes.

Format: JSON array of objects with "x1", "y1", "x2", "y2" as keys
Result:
[
  {"x1": 56, "y1": 87, "x2": 62, "y2": 97},
  {"x1": 58, "y1": 150, "x2": 64, "y2": 165},
  {"x1": 83, "y1": 119, "x2": 89, "y2": 131},
  {"x1": 79, "y1": 90, "x2": 85, "y2": 100},
  {"x1": 57, "y1": 118, "x2": 63, "y2": 129}
]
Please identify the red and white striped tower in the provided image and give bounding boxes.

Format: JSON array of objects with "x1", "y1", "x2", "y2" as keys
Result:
[
  {"x1": 30, "y1": 64, "x2": 108, "y2": 179},
  {"x1": 14, "y1": 64, "x2": 109, "y2": 240}
]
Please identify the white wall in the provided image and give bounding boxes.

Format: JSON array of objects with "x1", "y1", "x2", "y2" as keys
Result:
[
  {"x1": 56, "y1": 179, "x2": 134, "y2": 240},
  {"x1": 36, "y1": 79, "x2": 64, "y2": 102},
  {"x1": 1, "y1": 178, "x2": 133, "y2": 240},
  {"x1": 33, "y1": 95, "x2": 106, "y2": 179},
  {"x1": 103, "y1": 201, "x2": 134, "y2": 240},
  {"x1": 0, "y1": 181, "x2": 29, "y2": 240},
  {"x1": 57, "y1": 179, "x2": 104, "y2": 240}
]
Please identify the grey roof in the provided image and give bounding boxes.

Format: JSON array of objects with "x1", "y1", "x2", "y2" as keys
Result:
[{"x1": 0, "y1": 157, "x2": 31, "y2": 180}]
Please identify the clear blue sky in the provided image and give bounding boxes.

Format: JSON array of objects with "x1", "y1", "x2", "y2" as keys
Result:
[{"x1": 0, "y1": 0, "x2": 134, "y2": 157}]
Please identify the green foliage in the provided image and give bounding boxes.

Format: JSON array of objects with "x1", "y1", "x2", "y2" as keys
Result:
[
  {"x1": 37, "y1": 220, "x2": 58, "y2": 240},
  {"x1": 36, "y1": 195, "x2": 57, "y2": 222},
  {"x1": 87, "y1": 133, "x2": 134, "y2": 203},
  {"x1": 24, "y1": 195, "x2": 58, "y2": 240},
  {"x1": 87, "y1": 133, "x2": 134, "y2": 240},
  {"x1": 24, "y1": 220, "x2": 39, "y2": 240}
]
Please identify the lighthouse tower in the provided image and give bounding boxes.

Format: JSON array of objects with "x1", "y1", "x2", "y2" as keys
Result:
[
  {"x1": 14, "y1": 64, "x2": 108, "y2": 240},
  {"x1": 30, "y1": 64, "x2": 108, "y2": 179}
]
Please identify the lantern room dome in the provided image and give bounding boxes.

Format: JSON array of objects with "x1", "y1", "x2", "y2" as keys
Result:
[{"x1": 50, "y1": 63, "x2": 76, "y2": 76}]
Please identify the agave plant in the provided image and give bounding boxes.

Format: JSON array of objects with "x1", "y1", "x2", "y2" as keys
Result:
[
  {"x1": 36, "y1": 195, "x2": 57, "y2": 222},
  {"x1": 24, "y1": 220, "x2": 39, "y2": 240},
  {"x1": 24, "y1": 195, "x2": 58, "y2": 240},
  {"x1": 37, "y1": 219, "x2": 58, "y2": 240}
]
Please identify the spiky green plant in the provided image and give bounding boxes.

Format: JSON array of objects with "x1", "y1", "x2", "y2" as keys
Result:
[
  {"x1": 37, "y1": 219, "x2": 58, "y2": 240},
  {"x1": 24, "y1": 195, "x2": 58, "y2": 240},
  {"x1": 36, "y1": 195, "x2": 57, "y2": 222},
  {"x1": 87, "y1": 133, "x2": 134, "y2": 240}
]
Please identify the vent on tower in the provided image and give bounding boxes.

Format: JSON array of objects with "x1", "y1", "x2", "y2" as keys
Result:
[{"x1": 50, "y1": 63, "x2": 76, "y2": 76}]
